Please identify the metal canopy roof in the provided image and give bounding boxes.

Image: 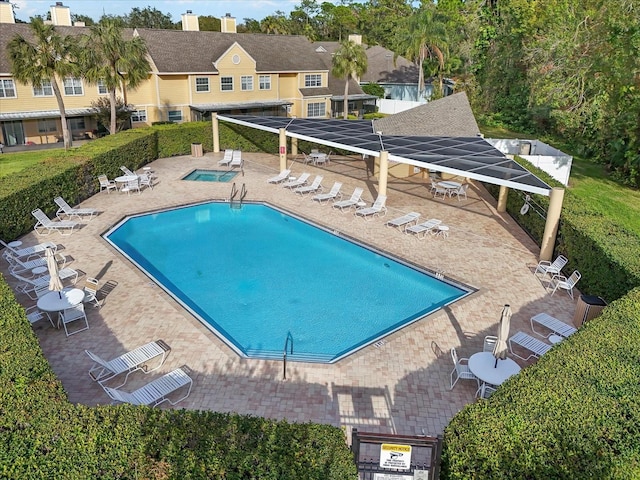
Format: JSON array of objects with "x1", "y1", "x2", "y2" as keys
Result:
[{"x1": 218, "y1": 115, "x2": 552, "y2": 195}]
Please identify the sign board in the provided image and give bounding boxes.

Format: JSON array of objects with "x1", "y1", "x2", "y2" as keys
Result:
[
  {"x1": 279, "y1": 146, "x2": 286, "y2": 155},
  {"x1": 380, "y1": 443, "x2": 412, "y2": 470},
  {"x1": 373, "y1": 474, "x2": 413, "y2": 480}
]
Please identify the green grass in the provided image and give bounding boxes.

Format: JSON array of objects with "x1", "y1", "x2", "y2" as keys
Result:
[{"x1": 0, "y1": 150, "x2": 61, "y2": 178}]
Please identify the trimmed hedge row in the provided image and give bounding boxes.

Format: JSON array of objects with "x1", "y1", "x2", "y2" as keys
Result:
[
  {"x1": 0, "y1": 277, "x2": 357, "y2": 479},
  {"x1": 441, "y1": 287, "x2": 640, "y2": 479},
  {"x1": 483, "y1": 159, "x2": 640, "y2": 301}
]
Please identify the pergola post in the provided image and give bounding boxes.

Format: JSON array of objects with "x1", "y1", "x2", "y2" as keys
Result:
[
  {"x1": 378, "y1": 151, "x2": 389, "y2": 197},
  {"x1": 291, "y1": 137, "x2": 298, "y2": 156},
  {"x1": 540, "y1": 187, "x2": 565, "y2": 262},
  {"x1": 279, "y1": 128, "x2": 287, "y2": 171},
  {"x1": 497, "y1": 185, "x2": 508, "y2": 212},
  {"x1": 211, "y1": 113, "x2": 220, "y2": 153}
]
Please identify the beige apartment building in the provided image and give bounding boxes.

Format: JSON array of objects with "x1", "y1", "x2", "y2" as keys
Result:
[{"x1": 0, "y1": 2, "x2": 375, "y2": 146}]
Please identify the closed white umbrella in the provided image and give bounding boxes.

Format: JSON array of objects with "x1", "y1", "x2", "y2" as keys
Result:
[
  {"x1": 46, "y1": 247, "x2": 63, "y2": 295},
  {"x1": 493, "y1": 304, "x2": 512, "y2": 367}
]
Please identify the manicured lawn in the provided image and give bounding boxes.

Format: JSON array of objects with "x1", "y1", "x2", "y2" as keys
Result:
[{"x1": 0, "y1": 150, "x2": 59, "y2": 178}]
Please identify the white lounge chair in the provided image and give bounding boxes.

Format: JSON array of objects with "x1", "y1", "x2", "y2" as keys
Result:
[
  {"x1": 385, "y1": 212, "x2": 420, "y2": 231},
  {"x1": 98, "y1": 175, "x2": 117, "y2": 194},
  {"x1": 450, "y1": 347, "x2": 479, "y2": 390},
  {"x1": 312, "y1": 182, "x2": 342, "y2": 204},
  {"x1": 534, "y1": 255, "x2": 568, "y2": 279},
  {"x1": 230, "y1": 150, "x2": 243, "y2": 168},
  {"x1": 508, "y1": 331, "x2": 552, "y2": 361},
  {"x1": 282, "y1": 172, "x2": 310, "y2": 189},
  {"x1": 120, "y1": 166, "x2": 135, "y2": 176},
  {"x1": 1, "y1": 239, "x2": 57, "y2": 260},
  {"x1": 267, "y1": 169, "x2": 291, "y2": 184},
  {"x1": 31, "y1": 208, "x2": 80, "y2": 236},
  {"x1": 11, "y1": 267, "x2": 79, "y2": 299},
  {"x1": 54, "y1": 196, "x2": 98, "y2": 221},
  {"x1": 355, "y1": 195, "x2": 387, "y2": 220},
  {"x1": 293, "y1": 175, "x2": 323, "y2": 195},
  {"x1": 101, "y1": 366, "x2": 193, "y2": 407},
  {"x1": 332, "y1": 187, "x2": 364, "y2": 212},
  {"x1": 5, "y1": 250, "x2": 67, "y2": 275},
  {"x1": 530, "y1": 313, "x2": 577, "y2": 339},
  {"x1": 86, "y1": 339, "x2": 171, "y2": 387},
  {"x1": 549, "y1": 270, "x2": 581, "y2": 299},
  {"x1": 405, "y1": 218, "x2": 442, "y2": 237},
  {"x1": 217, "y1": 149, "x2": 233, "y2": 166},
  {"x1": 59, "y1": 303, "x2": 89, "y2": 336}
]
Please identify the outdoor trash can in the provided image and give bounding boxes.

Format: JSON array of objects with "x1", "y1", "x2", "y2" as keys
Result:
[
  {"x1": 573, "y1": 294, "x2": 607, "y2": 327},
  {"x1": 191, "y1": 143, "x2": 203, "y2": 157}
]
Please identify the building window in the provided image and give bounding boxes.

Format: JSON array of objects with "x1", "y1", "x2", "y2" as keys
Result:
[
  {"x1": 131, "y1": 110, "x2": 147, "y2": 122},
  {"x1": 69, "y1": 118, "x2": 86, "y2": 130},
  {"x1": 304, "y1": 74, "x2": 322, "y2": 87},
  {"x1": 33, "y1": 80, "x2": 53, "y2": 97},
  {"x1": 221, "y1": 76, "x2": 233, "y2": 91},
  {"x1": 0, "y1": 79, "x2": 17, "y2": 98},
  {"x1": 37, "y1": 118, "x2": 58, "y2": 133},
  {"x1": 63, "y1": 77, "x2": 83, "y2": 96},
  {"x1": 97, "y1": 80, "x2": 108, "y2": 95},
  {"x1": 259, "y1": 75, "x2": 271, "y2": 90},
  {"x1": 307, "y1": 102, "x2": 325, "y2": 118},
  {"x1": 168, "y1": 110, "x2": 183, "y2": 123},
  {"x1": 195, "y1": 77, "x2": 209, "y2": 92},
  {"x1": 241, "y1": 76, "x2": 253, "y2": 91}
]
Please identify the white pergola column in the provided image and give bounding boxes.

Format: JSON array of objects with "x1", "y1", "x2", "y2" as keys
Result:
[
  {"x1": 540, "y1": 187, "x2": 565, "y2": 262},
  {"x1": 497, "y1": 185, "x2": 508, "y2": 213},
  {"x1": 279, "y1": 128, "x2": 287, "y2": 171},
  {"x1": 378, "y1": 151, "x2": 389, "y2": 197},
  {"x1": 291, "y1": 137, "x2": 298, "y2": 156},
  {"x1": 211, "y1": 113, "x2": 220, "y2": 153}
]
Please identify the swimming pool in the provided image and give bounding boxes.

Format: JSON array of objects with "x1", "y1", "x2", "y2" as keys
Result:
[
  {"x1": 182, "y1": 169, "x2": 238, "y2": 182},
  {"x1": 104, "y1": 202, "x2": 472, "y2": 363}
]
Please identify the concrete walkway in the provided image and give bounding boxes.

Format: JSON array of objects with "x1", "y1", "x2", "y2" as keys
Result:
[{"x1": 2, "y1": 151, "x2": 579, "y2": 438}]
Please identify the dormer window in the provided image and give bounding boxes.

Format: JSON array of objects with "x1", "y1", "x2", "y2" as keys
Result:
[{"x1": 305, "y1": 74, "x2": 322, "y2": 87}]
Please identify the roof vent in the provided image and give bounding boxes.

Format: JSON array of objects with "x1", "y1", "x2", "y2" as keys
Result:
[
  {"x1": 186, "y1": 10, "x2": 192, "y2": 14},
  {"x1": 56, "y1": 1, "x2": 63, "y2": 6},
  {"x1": 226, "y1": 13, "x2": 231, "y2": 17}
]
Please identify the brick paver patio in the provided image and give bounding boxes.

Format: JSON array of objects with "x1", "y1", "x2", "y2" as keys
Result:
[{"x1": 2, "y1": 151, "x2": 579, "y2": 439}]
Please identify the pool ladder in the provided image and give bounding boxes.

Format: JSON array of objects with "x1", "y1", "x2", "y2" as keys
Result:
[
  {"x1": 283, "y1": 332, "x2": 294, "y2": 380},
  {"x1": 229, "y1": 182, "x2": 247, "y2": 209}
]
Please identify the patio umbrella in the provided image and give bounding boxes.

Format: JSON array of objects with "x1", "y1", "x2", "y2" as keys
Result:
[
  {"x1": 493, "y1": 304, "x2": 512, "y2": 367},
  {"x1": 46, "y1": 247, "x2": 63, "y2": 297}
]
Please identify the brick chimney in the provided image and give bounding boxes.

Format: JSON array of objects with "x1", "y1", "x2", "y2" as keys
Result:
[
  {"x1": 181, "y1": 10, "x2": 199, "y2": 31},
  {"x1": 0, "y1": 0, "x2": 15, "y2": 23},
  {"x1": 50, "y1": 2, "x2": 72, "y2": 26},
  {"x1": 220, "y1": 13, "x2": 236, "y2": 33}
]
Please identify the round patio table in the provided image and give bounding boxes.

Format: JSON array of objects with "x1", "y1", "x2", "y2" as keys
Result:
[
  {"x1": 468, "y1": 351, "x2": 521, "y2": 386},
  {"x1": 114, "y1": 175, "x2": 139, "y2": 189},
  {"x1": 37, "y1": 288, "x2": 85, "y2": 313}
]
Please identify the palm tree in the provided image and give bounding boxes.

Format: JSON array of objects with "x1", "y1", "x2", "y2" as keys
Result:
[
  {"x1": 398, "y1": 5, "x2": 448, "y2": 101},
  {"x1": 80, "y1": 17, "x2": 150, "y2": 134},
  {"x1": 7, "y1": 18, "x2": 78, "y2": 149},
  {"x1": 331, "y1": 39, "x2": 368, "y2": 120}
]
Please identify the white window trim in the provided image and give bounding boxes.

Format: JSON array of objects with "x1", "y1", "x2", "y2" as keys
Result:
[
  {"x1": 307, "y1": 102, "x2": 326, "y2": 118},
  {"x1": 63, "y1": 77, "x2": 84, "y2": 96},
  {"x1": 259, "y1": 75, "x2": 271, "y2": 91},
  {"x1": 241, "y1": 75, "x2": 253, "y2": 91},
  {"x1": 220, "y1": 76, "x2": 234, "y2": 92},
  {"x1": 0, "y1": 79, "x2": 17, "y2": 98},
  {"x1": 168, "y1": 110, "x2": 183, "y2": 123},
  {"x1": 97, "y1": 80, "x2": 108, "y2": 95},
  {"x1": 195, "y1": 77, "x2": 210, "y2": 93},
  {"x1": 131, "y1": 110, "x2": 147, "y2": 123},
  {"x1": 304, "y1": 74, "x2": 322, "y2": 88},
  {"x1": 37, "y1": 118, "x2": 58, "y2": 133},
  {"x1": 33, "y1": 80, "x2": 53, "y2": 97}
]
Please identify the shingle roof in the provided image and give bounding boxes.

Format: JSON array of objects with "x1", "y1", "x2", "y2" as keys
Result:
[
  {"x1": 311, "y1": 41, "x2": 371, "y2": 98},
  {"x1": 135, "y1": 29, "x2": 328, "y2": 74},
  {"x1": 373, "y1": 92, "x2": 481, "y2": 137}
]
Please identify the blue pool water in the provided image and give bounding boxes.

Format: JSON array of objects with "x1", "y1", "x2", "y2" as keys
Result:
[
  {"x1": 105, "y1": 202, "x2": 471, "y2": 363},
  {"x1": 182, "y1": 169, "x2": 238, "y2": 182}
]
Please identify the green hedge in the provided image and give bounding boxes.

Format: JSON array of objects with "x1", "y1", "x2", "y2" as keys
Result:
[
  {"x1": 0, "y1": 276, "x2": 357, "y2": 479},
  {"x1": 483, "y1": 158, "x2": 640, "y2": 301},
  {"x1": 441, "y1": 287, "x2": 640, "y2": 479}
]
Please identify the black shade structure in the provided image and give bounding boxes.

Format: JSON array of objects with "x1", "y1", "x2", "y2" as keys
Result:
[{"x1": 218, "y1": 115, "x2": 553, "y2": 196}]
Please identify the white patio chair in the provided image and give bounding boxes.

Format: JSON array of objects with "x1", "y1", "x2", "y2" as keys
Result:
[
  {"x1": 86, "y1": 339, "x2": 171, "y2": 387},
  {"x1": 476, "y1": 383, "x2": 497, "y2": 399},
  {"x1": 25, "y1": 305, "x2": 46, "y2": 324},
  {"x1": 217, "y1": 149, "x2": 233, "y2": 166},
  {"x1": 59, "y1": 303, "x2": 89, "y2": 337},
  {"x1": 139, "y1": 173, "x2": 154, "y2": 190},
  {"x1": 332, "y1": 187, "x2": 364, "y2": 212},
  {"x1": 120, "y1": 178, "x2": 141, "y2": 195},
  {"x1": 355, "y1": 195, "x2": 387, "y2": 220},
  {"x1": 451, "y1": 183, "x2": 469, "y2": 201},
  {"x1": 54, "y1": 196, "x2": 98, "y2": 221},
  {"x1": 508, "y1": 331, "x2": 552, "y2": 361},
  {"x1": 31, "y1": 208, "x2": 80, "y2": 236},
  {"x1": 549, "y1": 270, "x2": 581, "y2": 299},
  {"x1": 83, "y1": 277, "x2": 101, "y2": 308},
  {"x1": 450, "y1": 347, "x2": 479, "y2": 390},
  {"x1": 101, "y1": 366, "x2": 193, "y2": 407},
  {"x1": 293, "y1": 175, "x2": 323, "y2": 195},
  {"x1": 405, "y1": 218, "x2": 442, "y2": 238},
  {"x1": 267, "y1": 169, "x2": 291, "y2": 184},
  {"x1": 534, "y1": 255, "x2": 568, "y2": 279},
  {"x1": 312, "y1": 182, "x2": 342, "y2": 204},
  {"x1": 483, "y1": 335, "x2": 498, "y2": 353},
  {"x1": 432, "y1": 184, "x2": 449, "y2": 199},
  {"x1": 385, "y1": 212, "x2": 420, "y2": 231},
  {"x1": 282, "y1": 172, "x2": 310, "y2": 189},
  {"x1": 98, "y1": 175, "x2": 117, "y2": 194}
]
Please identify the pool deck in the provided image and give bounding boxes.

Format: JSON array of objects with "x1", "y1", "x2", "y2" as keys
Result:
[{"x1": 2, "y1": 151, "x2": 579, "y2": 438}]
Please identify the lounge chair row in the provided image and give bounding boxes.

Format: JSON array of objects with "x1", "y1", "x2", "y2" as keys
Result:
[
  {"x1": 31, "y1": 195, "x2": 100, "y2": 236},
  {"x1": 384, "y1": 212, "x2": 449, "y2": 238},
  {"x1": 86, "y1": 339, "x2": 193, "y2": 407},
  {"x1": 508, "y1": 312, "x2": 576, "y2": 361},
  {"x1": 217, "y1": 149, "x2": 243, "y2": 168}
]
